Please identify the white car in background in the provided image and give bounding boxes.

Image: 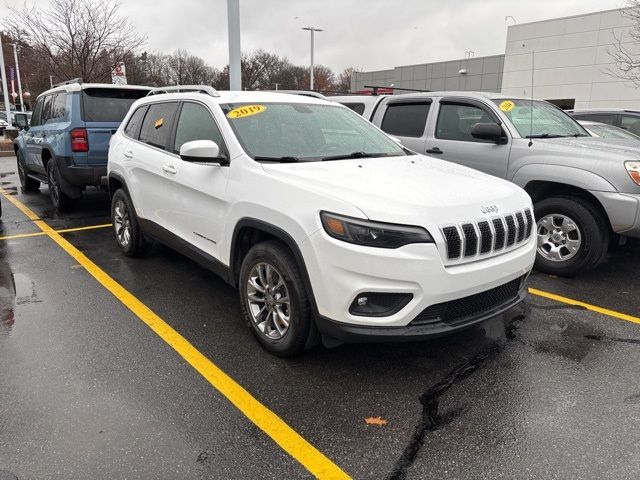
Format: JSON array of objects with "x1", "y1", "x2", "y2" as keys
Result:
[{"x1": 108, "y1": 86, "x2": 535, "y2": 356}]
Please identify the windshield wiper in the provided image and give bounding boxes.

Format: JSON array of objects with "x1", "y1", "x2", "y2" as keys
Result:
[
  {"x1": 254, "y1": 156, "x2": 300, "y2": 163},
  {"x1": 321, "y1": 152, "x2": 396, "y2": 161},
  {"x1": 525, "y1": 133, "x2": 564, "y2": 139}
]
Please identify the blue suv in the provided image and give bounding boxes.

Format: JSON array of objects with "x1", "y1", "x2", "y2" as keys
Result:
[{"x1": 13, "y1": 80, "x2": 151, "y2": 210}]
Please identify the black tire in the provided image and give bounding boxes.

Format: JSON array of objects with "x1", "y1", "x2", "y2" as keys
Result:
[
  {"x1": 111, "y1": 189, "x2": 152, "y2": 257},
  {"x1": 534, "y1": 196, "x2": 609, "y2": 277},
  {"x1": 16, "y1": 150, "x2": 40, "y2": 192},
  {"x1": 238, "y1": 240, "x2": 313, "y2": 357},
  {"x1": 47, "y1": 160, "x2": 77, "y2": 211}
]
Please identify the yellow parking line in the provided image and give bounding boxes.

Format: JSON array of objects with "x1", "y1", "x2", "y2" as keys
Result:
[
  {"x1": 0, "y1": 223, "x2": 112, "y2": 241},
  {"x1": 529, "y1": 287, "x2": 640, "y2": 325},
  {"x1": 0, "y1": 188, "x2": 350, "y2": 480}
]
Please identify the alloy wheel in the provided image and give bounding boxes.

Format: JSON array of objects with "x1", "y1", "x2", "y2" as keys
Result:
[
  {"x1": 246, "y1": 262, "x2": 291, "y2": 340},
  {"x1": 113, "y1": 200, "x2": 132, "y2": 247},
  {"x1": 537, "y1": 214, "x2": 582, "y2": 262}
]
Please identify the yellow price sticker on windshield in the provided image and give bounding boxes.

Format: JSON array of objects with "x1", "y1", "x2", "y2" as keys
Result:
[
  {"x1": 227, "y1": 105, "x2": 267, "y2": 119},
  {"x1": 499, "y1": 100, "x2": 515, "y2": 112}
]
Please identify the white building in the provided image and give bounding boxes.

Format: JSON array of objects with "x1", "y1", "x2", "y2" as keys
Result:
[
  {"x1": 351, "y1": 7, "x2": 640, "y2": 109},
  {"x1": 502, "y1": 8, "x2": 640, "y2": 109}
]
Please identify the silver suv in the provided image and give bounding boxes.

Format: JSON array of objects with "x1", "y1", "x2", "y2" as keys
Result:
[{"x1": 341, "y1": 91, "x2": 640, "y2": 276}]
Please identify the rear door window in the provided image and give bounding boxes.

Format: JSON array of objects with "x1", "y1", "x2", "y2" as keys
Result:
[
  {"x1": 49, "y1": 92, "x2": 68, "y2": 122},
  {"x1": 81, "y1": 88, "x2": 149, "y2": 122},
  {"x1": 138, "y1": 102, "x2": 179, "y2": 150},
  {"x1": 124, "y1": 106, "x2": 148, "y2": 139},
  {"x1": 380, "y1": 102, "x2": 430, "y2": 137},
  {"x1": 620, "y1": 115, "x2": 640, "y2": 136}
]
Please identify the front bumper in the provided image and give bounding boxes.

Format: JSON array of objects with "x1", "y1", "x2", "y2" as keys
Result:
[
  {"x1": 591, "y1": 191, "x2": 640, "y2": 238},
  {"x1": 301, "y1": 229, "x2": 536, "y2": 338}
]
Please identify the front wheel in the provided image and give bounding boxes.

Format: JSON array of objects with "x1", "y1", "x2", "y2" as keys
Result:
[
  {"x1": 238, "y1": 240, "x2": 313, "y2": 357},
  {"x1": 534, "y1": 196, "x2": 608, "y2": 277},
  {"x1": 17, "y1": 150, "x2": 40, "y2": 192}
]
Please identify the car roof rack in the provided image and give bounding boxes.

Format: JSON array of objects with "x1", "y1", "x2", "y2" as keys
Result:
[
  {"x1": 147, "y1": 85, "x2": 220, "y2": 97},
  {"x1": 53, "y1": 77, "x2": 83, "y2": 88}
]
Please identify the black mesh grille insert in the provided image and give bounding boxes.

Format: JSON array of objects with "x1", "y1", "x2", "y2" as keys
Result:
[
  {"x1": 410, "y1": 276, "x2": 524, "y2": 326},
  {"x1": 442, "y1": 226, "x2": 461, "y2": 259},
  {"x1": 478, "y1": 220, "x2": 492, "y2": 254},
  {"x1": 524, "y1": 209, "x2": 533, "y2": 238},
  {"x1": 462, "y1": 223, "x2": 478, "y2": 257},
  {"x1": 492, "y1": 218, "x2": 505, "y2": 250},
  {"x1": 505, "y1": 215, "x2": 516, "y2": 247},
  {"x1": 515, "y1": 211, "x2": 525, "y2": 242}
]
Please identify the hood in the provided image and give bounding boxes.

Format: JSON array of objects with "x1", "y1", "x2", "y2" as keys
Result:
[
  {"x1": 536, "y1": 136, "x2": 640, "y2": 160},
  {"x1": 261, "y1": 155, "x2": 530, "y2": 227}
]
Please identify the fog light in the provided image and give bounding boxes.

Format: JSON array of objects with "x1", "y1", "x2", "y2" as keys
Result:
[{"x1": 349, "y1": 292, "x2": 413, "y2": 317}]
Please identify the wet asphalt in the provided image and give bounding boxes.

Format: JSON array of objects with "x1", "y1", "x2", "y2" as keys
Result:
[{"x1": 0, "y1": 154, "x2": 639, "y2": 480}]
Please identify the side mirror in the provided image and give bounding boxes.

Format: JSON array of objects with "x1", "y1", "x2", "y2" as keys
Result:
[
  {"x1": 470, "y1": 122, "x2": 506, "y2": 143},
  {"x1": 14, "y1": 113, "x2": 29, "y2": 131},
  {"x1": 179, "y1": 140, "x2": 228, "y2": 165}
]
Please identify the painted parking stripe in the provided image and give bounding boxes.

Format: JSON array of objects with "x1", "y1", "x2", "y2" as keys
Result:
[
  {"x1": 529, "y1": 287, "x2": 640, "y2": 325},
  {"x1": 0, "y1": 223, "x2": 112, "y2": 241},
  {"x1": 0, "y1": 189, "x2": 350, "y2": 480}
]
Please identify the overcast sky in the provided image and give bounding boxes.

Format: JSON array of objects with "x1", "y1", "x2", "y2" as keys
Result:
[{"x1": 0, "y1": 0, "x2": 626, "y2": 72}]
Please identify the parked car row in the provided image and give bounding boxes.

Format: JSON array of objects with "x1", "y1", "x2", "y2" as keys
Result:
[{"x1": 7, "y1": 81, "x2": 640, "y2": 356}]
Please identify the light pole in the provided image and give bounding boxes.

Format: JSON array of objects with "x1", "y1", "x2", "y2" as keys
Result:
[
  {"x1": 10, "y1": 44, "x2": 24, "y2": 112},
  {"x1": 302, "y1": 27, "x2": 323, "y2": 91},
  {"x1": 227, "y1": 0, "x2": 241, "y2": 90},
  {"x1": 0, "y1": 41, "x2": 11, "y2": 127},
  {"x1": 505, "y1": 15, "x2": 517, "y2": 25}
]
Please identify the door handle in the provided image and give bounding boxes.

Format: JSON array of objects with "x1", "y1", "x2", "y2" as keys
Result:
[
  {"x1": 426, "y1": 147, "x2": 443, "y2": 154},
  {"x1": 123, "y1": 150, "x2": 134, "y2": 159},
  {"x1": 162, "y1": 164, "x2": 177, "y2": 174}
]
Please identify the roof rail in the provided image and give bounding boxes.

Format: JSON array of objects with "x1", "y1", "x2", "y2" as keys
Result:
[
  {"x1": 53, "y1": 77, "x2": 83, "y2": 88},
  {"x1": 147, "y1": 85, "x2": 220, "y2": 97}
]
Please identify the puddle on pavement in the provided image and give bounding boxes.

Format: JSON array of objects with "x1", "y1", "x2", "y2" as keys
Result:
[{"x1": 0, "y1": 260, "x2": 41, "y2": 337}]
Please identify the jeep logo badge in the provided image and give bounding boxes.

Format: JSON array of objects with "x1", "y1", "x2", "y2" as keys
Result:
[{"x1": 481, "y1": 205, "x2": 499, "y2": 214}]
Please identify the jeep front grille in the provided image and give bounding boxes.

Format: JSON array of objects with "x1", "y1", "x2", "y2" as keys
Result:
[{"x1": 441, "y1": 208, "x2": 533, "y2": 261}]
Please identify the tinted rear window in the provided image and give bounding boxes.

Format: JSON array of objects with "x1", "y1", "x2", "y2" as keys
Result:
[
  {"x1": 341, "y1": 103, "x2": 366, "y2": 115},
  {"x1": 81, "y1": 88, "x2": 149, "y2": 122},
  {"x1": 381, "y1": 102, "x2": 430, "y2": 137}
]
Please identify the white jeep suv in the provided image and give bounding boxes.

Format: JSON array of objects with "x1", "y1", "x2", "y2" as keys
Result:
[{"x1": 107, "y1": 86, "x2": 536, "y2": 356}]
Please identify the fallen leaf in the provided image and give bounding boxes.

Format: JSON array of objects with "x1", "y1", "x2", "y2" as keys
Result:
[{"x1": 365, "y1": 416, "x2": 388, "y2": 426}]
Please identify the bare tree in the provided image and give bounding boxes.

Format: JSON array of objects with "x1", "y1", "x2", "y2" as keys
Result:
[
  {"x1": 334, "y1": 67, "x2": 359, "y2": 93},
  {"x1": 5, "y1": 0, "x2": 146, "y2": 83},
  {"x1": 608, "y1": 3, "x2": 640, "y2": 85}
]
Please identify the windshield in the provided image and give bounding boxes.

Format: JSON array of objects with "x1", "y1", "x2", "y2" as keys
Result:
[
  {"x1": 588, "y1": 123, "x2": 640, "y2": 140},
  {"x1": 221, "y1": 102, "x2": 406, "y2": 161},
  {"x1": 492, "y1": 99, "x2": 589, "y2": 138}
]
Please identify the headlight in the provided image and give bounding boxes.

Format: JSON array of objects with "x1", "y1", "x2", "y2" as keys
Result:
[
  {"x1": 626, "y1": 161, "x2": 640, "y2": 186},
  {"x1": 320, "y1": 211, "x2": 433, "y2": 248}
]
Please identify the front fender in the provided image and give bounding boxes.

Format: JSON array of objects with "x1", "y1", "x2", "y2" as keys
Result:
[{"x1": 511, "y1": 164, "x2": 617, "y2": 193}]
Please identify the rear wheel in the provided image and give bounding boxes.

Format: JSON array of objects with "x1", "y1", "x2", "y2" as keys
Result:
[
  {"x1": 239, "y1": 240, "x2": 313, "y2": 356},
  {"x1": 111, "y1": 189, "x2": 151, "y2": 257},
  {"x1": 47, "y1": 161, "x2": 77, "y2": 211},
  {"x1": 17, "y1": 150, "x2": 40, "y2": 192},
  {"x1": 534, "y1": 196, "x2": 608, "y2": 277}
]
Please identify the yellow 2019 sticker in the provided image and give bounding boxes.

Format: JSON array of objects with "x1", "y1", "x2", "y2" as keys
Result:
[
  {"x1": 227, "y1": 105, "x2": 266, "y2": 119},
  {"x1": 499, "y1": 100, "x2": 515, "y2": 112},
  {"x1": 154, "y1": 117, "x2": 164, "y2": 129}
]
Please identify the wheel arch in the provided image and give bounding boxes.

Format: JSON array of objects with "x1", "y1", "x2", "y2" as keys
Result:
[
  {"x1": 229, "y1": 218, "x2": 319, "y2": 316},
  {"x1": 107, "y1": 171, "x2": 130, "y2": 200}
]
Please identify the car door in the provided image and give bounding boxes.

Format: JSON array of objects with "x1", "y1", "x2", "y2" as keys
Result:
[
  {"x1": 375, "y1": 99, "x2": 432, "y2": 153},
  {"x1": 619, "y1": 114, "x2": 640, "y2": 136},
  {"x1": 426, "y1": 98, "x2": 511, "y2": 178},
  {"x1": 162, "y1": 101, "x2": 230, "y2": 259},
  {"x1": 25, "y1": 95, "x2": 51, "y2": 173},
  {"x1": 127, "y1": 101, "x2": 180, "y2": 231}
]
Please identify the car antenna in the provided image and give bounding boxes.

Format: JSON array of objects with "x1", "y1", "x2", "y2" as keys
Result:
[{"x1": 528, "y1": 49, "x2": 535, "y2": 147}]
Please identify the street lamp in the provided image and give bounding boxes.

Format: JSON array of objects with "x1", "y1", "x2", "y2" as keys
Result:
[
  {"x1": 302, "y1": 27, "x2": 323, "y2": 91},
  {"x1": 0, "y1": 41, "x2": 11, "y2": 126},
  {"x1": 9, "y1": 44, "x2": 25, "y2": 112}
]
